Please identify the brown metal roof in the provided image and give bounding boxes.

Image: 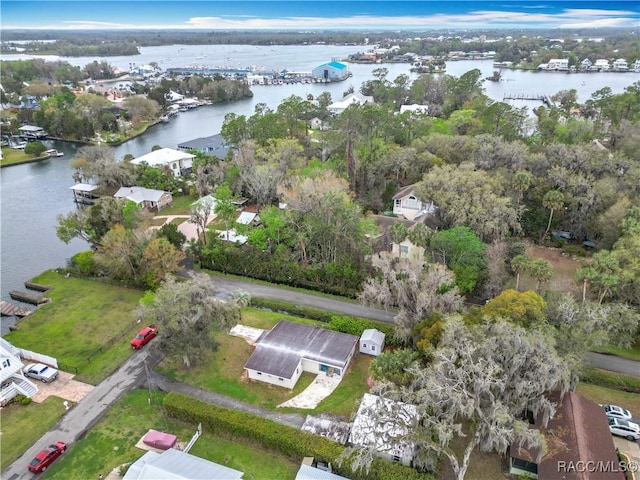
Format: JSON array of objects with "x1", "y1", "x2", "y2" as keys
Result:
[
  {"x1": 243, "y1": 320, "x2": 358, "y2": 379},
  {"x1": 511, "y1": 391, "x2": 620, "y2": 480}
]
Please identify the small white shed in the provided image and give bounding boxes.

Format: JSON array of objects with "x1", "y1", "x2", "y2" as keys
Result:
[{"x1": 360, "y1": 329, "x2": 385, "y2": 356}]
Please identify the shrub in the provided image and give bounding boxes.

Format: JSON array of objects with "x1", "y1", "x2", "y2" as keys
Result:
[
  {"x1": 328, "y1": 316, "x2": 404, "y2": 347},
  {"x1": 21, "y1": 396, "x2": 32, "y2": 405},
  {"x1": 163, "y1": 392, "x2": 430, "y2": 480},
  {"x1": 250, "y1": 298, "x2": 335, "y2": 323},
  {"x1": 70, "y1": 250, "x2": 97, "y2": 275},
  {"x1": 24, "y1": 141, "x2": 46, "y2": 156}
]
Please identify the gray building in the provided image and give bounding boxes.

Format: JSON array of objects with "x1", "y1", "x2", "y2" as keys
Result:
[{"x1": 177, "y1": 133, "x2": 231, "y2": 159}]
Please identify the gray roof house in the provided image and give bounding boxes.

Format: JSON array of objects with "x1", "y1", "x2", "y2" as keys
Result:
[
  {"x1": 122, "y1": 448, "x2": 243, "y2": 480},
  {"x1": 177, "y1": 133, "x2": 231, "y2": 159},
  {"x1": 244, "y1": 320, "x2": 358, "y2": 389},
  {"x1": 114, "y1": 186, "x2": 173, "y2": 211}
]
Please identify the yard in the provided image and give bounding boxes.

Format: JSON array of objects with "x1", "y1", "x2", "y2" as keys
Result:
[
  {"x1": 0, "y1": 395, "x2": 68, "y2": 471},
  {"x1": 156, "y1": 307, "x2": 372, "y2": 418},
  {"x1": 43, "y1": 389, "x2": 299, "y2": 480},
  {"x1": 4, "y1": 270, "x2": 143, "y2": 385}
]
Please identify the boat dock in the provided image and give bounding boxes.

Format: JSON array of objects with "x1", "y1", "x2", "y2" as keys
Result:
[
  {"x1": 9, "y1": 290, "x2": 48, "y2": 305},
  {"x1": 0, "y1": 301, "x2": 32, "y2": 317},
  {"x1": 503, "y1": 93, "x2": 555, "y2": 107}
]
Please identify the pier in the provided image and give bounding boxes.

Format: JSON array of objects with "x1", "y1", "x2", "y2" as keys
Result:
[
  {"x1": 503, "y1": 93, "x2": 555, "y2": 107},
  {"x1": 0, "y1": 301, "x2": 32, "y2": 317},
  {"x1": 9, "y1": 290, "x2": 48, "y2": 305}
]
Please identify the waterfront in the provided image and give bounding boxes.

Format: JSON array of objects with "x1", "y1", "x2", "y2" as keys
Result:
[{"x1": 1, "y1": 46, "x2": 638, "y2": 334}]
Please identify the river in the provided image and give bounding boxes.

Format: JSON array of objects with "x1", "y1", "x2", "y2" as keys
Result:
[{"x1": 1, "y1": 45, "x2": 637, "y2": 334}]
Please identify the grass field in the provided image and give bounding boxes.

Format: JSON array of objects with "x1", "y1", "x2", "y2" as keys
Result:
[
  {"x1": 4, "y1": 270, "x2": 143, "y2": 384},
  {"x1": 576, "y1": 382, "x2": 640, "y2": 417},
  {"x1": 155, "y1": 195, "x2": 195, "y2": 215},
  {"x1": 43, "y1": 390, "x2": 299, "y2": 480},
  {"x1": 0, "y1": 396, "x2": 68, "y2": 471},
  {"x1": 0, "y1": 147, "x2": 46, "y2": 167}
]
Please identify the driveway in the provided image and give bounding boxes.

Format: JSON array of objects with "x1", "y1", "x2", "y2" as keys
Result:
[
  {"x1": 613, "y1": 437, "x2": 640, "y2": 472},
  {"x1": 30, "y1": 371, "x2": 94, "y2": 404}
]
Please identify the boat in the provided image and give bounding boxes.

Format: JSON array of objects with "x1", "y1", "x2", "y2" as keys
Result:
[{"x1": 45, "y1": 149, "x2": 64, "y2": 157}]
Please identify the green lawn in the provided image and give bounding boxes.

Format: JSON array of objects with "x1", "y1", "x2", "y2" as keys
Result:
[
  {"x1": 576, "y1": 382, "x2": 640, "y2": 416},
  {"x1": 1, "y1": 147, "x2": 47, "y2": 167},
  {"x1": 4, "y1": 270, "x2": 143, "y2": 384},
  {"x1": 0, "y1": 396, "x2": 68, "y2": 471},
  {"x1": 43, "y1": 390, "x2": 299, "y2": 480},
  {"x1": 157, "y1": 307, "x2": 371, "y2": 418},
  {"x1": 156, "y1": 195, "x2": 195, "y2": 215},
  {"x1": 593, "y1": 342, "x2": 640, "y2": 362}
]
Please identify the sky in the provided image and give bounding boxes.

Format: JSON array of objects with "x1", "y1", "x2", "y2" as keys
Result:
[{"x1": 1, "y1": 1, "x2": 638, "y2": 31}]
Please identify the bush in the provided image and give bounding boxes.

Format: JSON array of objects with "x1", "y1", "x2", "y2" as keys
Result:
[
  {"x1": 580, "y1": 368, "x2": 640, "y2": 393},
  {"x1": 250, "y1": 298, "x2": 335, "y2": 323},
  {"x1": 24, "y1": 141, "x2": 46, "y2": 156},
  {"x1": 70, "y1": 250, "x2": 97, "y2": 275},
  {"x1": 163, "y1": 392, "x2": 430, "y2": 480},
  {"x1": 328, "y1": 316, "x2": 404, "y2": 348},
  {"x1": 21, "y1": 396, "x2": 32, "y2": 406}
]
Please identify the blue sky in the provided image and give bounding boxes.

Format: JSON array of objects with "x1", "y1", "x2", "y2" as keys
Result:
[{"x1": 1, "y1": 1, "x2": 638, "y2": 30}]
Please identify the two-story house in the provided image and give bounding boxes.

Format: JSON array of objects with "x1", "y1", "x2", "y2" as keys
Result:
[{"x1": 0, "y1": 338, "x2": 40, "y2": 405}]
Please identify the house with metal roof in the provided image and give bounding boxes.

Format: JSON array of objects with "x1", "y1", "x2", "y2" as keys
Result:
[
  {"x1": 328, "y1": 92, "x2": 374, "y2": 115},
  {"x1": 122, "y1": 448, "x2": 243, "y2": 480},
  {"x1": 348, "y1": 393, "x2": 418, "y2": 467},
  {"x1": 312, "y1": 61, "x2": 349, "y2": 82},
  {"x1": 509, "y1": 391, "x2": 620, "y2": 479},
  {"x1": 131, "y1": 148, "x2": 195, "y2": 177},
  {"x1": 244, "y1": 320, "x2": 358, "y2": 389},
  {"x1": 177, "y1": 133, "x2": 231, "y2": 159},
  {"x1": 114, "y1": 186, "x2": 173, "y2": 211}
]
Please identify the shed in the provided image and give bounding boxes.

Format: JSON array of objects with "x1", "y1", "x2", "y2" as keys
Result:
[{"x1": 360, "y1": 329, "x2": 385, "y2": 356}]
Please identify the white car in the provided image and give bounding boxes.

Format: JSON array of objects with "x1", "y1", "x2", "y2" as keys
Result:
[
  {"x1": 23, "y1": 363, "x2": 59, "y2": 383},
  {"x1": 601, "y1": 404, "x2": 632, "y2": 420},
  {"x1": 608, "y1": 417, "x2": 640, "y2": 441}
]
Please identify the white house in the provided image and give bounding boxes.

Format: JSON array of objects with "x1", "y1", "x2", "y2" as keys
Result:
[
  {"x1": 580, "y1": 58, "x2": 592, "y2": 69},
  {"x1": 123, "y1": 448, "x2": 244, "y2": 480},
  {"x1": 328, "y1": 92, "x2": 374, "y2": 115},
  {"x1": 612, "y1": 58, "x2": 629, "y2": 71},
  {"x1": 114, "y1": 186, "x2": 173, "y2": 211},
  {"x1": 131, "y1": 148, "x2": 195, "y2": 177},
  {"x1": 399, "y1": 104, "x2": 429, "y2": 115},
  {"x1": 594, "y1": 59, "x2": 610, "y2": 71},
  {"x1": 545, "y1": 59, "x2": 569, "y2": 71},
  {"x1": 0, "y1": 338, "x2": 42, "y2": 405},
  {"x1": 348, "y1": 393, "x2": 418, "y2": 467},
  {"x1": 311, "y1": 61, "x2": 349, "y2": 82},
  {"x1": 244, "y1": 320, "x2": 358, "y2": 389},
  {"x1": 359, "y1": 329, "x2": 385, "y2": 356},
  {"x1": 392, "y1": 185, "x2": 437, "y2": 221},
  {"x1": 235, "y1": 211, "x2": 260, "y2": 225}
]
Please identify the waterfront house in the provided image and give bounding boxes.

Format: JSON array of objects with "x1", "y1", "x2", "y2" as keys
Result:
[
  {"x1": 123, "y1": 448, "x2": 243, "y2": 480},
  {"x1": 131, "y1": 148, "x2": 195, "y2": 177},
  {"x1": 328, "y1": 92, "x2": 374, "y2": 115},
  {"x1": 0, "y1": 338, "x2": 54, "y2": 406},
  {"x1": 612, "y1": 58, "x2": 629, "y2": 71},
  {"x1": 114, "y1": 186, "x2": 173, "y2": 211},
  {"x1": 348, "y1": 393, "x2": 418, "y2": 467},
  {"x1": 580, "y1": 58, "x2": 592, "y2": 70},
  {"x1": 544, "y1": 59, "x2": 569, "y2": 71},
  {"x1": 392, "y1": 184, "x2": 437, "y2": 221},
  {"x1": 399, "y1": 104, "x2": 429, "y2": 115},
  {"x1": 244, "y1": 320, "x2": 358, "y2": 389},
  {"x1": 177, "y1": 133, "x2": 230, "y2": 159},
  {"x1": 593, "y1": 59, "x2": 610, "y2": 71},
  {"x1": 69, "y1": 183, "x2": 100, "y2": 205},
  {"x1": 312, "y1": 61, "x2": 349, "y2": 82},
  {"x1": 18, "y1": 125, "x2": 46, "y2": 140},
  {"x1": 509, "y1": 391, "x2": 619, "y2": 479}
]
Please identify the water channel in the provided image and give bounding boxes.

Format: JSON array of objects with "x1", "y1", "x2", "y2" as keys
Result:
[{"x1": 1, "y1": 45, "x2": 638, "y2": 333}]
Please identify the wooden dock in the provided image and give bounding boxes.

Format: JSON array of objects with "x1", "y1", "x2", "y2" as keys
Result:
[
  {"x1": 503, "y1": 93, "x2": 554, "y2": 107},
  {"x1": 0, "y1": 300, "x2": 32, "y2": 317},
  {"x1": 9, "y1": 290, "x2": 48, "y2": 305},
  {"x1": 24, "y1": 281, "x2": 52, "y2": 292}
]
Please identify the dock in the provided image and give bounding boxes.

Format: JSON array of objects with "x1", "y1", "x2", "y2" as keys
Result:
[
  {"x1": 503, "y1": 93, "x2": 555, "y2": 107},
  {"x1": 0, "y1": 301, "x2": 32, "y2": 317},
  {"x1": 9, "y1": 290, "x2": 48, "y2": 305},
  {"x1": 24, "y1": 281, "x2": 52, "y2": 292}
]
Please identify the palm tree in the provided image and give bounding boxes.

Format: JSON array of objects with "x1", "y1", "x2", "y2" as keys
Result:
[
  {"x1": 512, "y1": 170, "x2": 532, "y2": 207},
  {"x1": 511, "y1": 254, "x2": 530, "y2": 291},
  {"x1": 389, "y1": 222, "x2": 409, "y2": 258},
  {"x1": 542, "y1": 190, "x2": 565, "y2": 242},
  {"x1": 231, "y1": 289, "x2": 251, "y2": 322},
  {"x1": 529, "y1": 259, "x2": 553, "y2": 291}
]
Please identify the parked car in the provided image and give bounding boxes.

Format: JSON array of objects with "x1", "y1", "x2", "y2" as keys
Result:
[
  {"x1": 608, "y1": 417, "x2": 640, "y2": 441},
  {"x1": 28, "y1": 441, "x2": 66, "y2": 473},
  {"x1": 131, "y1": 324, "x2": 158, "y2": 349},
  {"x1": 23, "y1": 363, "x2": 58, "y2": 383},
  {"x1": 601, "y1": 404, "x2": 633, "y2": 420}
]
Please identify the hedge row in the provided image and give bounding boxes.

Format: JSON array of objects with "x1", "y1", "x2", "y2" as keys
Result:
[
  {"x1": 250, "y1": 297, "x2": 342, "y2": 323},
  {"x1": 327, "y1": 316, "x2": 405, "y2": 348},
  {"x1": 201, "y1": 243, "x2": 363, "y2": 297},
  {"x1": 163, "y1": 392, "x2": 431, "y2": 480}
]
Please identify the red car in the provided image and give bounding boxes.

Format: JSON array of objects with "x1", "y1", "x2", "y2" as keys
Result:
[
  {"x1": 28, "y1": 441, "x2": 66, "y2": 473},
  {"x1": 131, "y1": 324, "x2": 158, "y2": 349}
]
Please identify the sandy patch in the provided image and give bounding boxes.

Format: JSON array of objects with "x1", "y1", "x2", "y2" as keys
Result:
[{"x1": 30, "y1": 371, "x2": 94, "y2": 404}]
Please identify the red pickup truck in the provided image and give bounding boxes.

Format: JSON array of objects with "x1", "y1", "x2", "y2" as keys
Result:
[{"x1": 131, "y1": 324, "x2": 158, "y2": 349}]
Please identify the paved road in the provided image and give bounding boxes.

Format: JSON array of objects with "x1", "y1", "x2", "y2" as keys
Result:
[{"x1": 589, "y1": 352, "x2": 640, "y2": 377}]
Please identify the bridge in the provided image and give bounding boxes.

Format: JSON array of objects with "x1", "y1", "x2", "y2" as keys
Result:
[{"x1": 503, "y1": 93, "x2": 555, "y2": 107}]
